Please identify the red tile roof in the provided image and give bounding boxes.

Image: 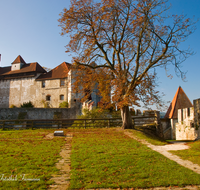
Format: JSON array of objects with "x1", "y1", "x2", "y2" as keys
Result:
[
  {"x1": 0, "y1": 66, "x2": 11, "y2": 75},
  {"x1": 1, "y1": 62, "x2": 46, "y2": 76},
  {"x1": 0, "y1": 55, "x2": 46, "y2": 79},
  {"x1": 165, "y1": 86, "x2": 193, "y2": 119},
  {"x1": 12, "y1": 55, "x2": 26, "y2": 64},
  {"x1": 36, "y1": 62, "x2": 71, "y2": 80}
]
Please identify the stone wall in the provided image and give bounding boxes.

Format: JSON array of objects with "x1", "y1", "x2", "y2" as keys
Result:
[
  {"x1": 0, "y1": 107, "x2": 81, "y2": 120},
  {"x1": 0, "y1": 75, "x2": 70, "y2": 108},
  {"x1": 133, "y1": 110, "x2": 159, "y2": 126},
  {"x1": 132, "y1": 110, "x2": 164, "y2": 138},
  {"x1": 9, "y1": 76, "x2": 40, "y2": 107},
  {"x1": 161, "y1": 118, "x2": 171, "y2": 140},
  {"x1": 171, "y1": 118, "x2": 178, "y2": 140},
  {"x1": 194, "y1": 98, "x2": 200, "y2": 128},
  {"x1": 0, "y1": 80, "x2": 10, "y2": 107},
  {"x1": 193, "y1": 98, "x2": 200, "y2": 139},
  {"x1": 175, "y1": 107, "x2": 197, "y2": 140},
  {"x1": 38, "y1": 78, "x2": 69, "y2": 108}
]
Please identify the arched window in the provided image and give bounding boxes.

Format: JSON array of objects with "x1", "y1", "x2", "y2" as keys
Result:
[{"x1": 46, "y1": 95, "x2": 51, "y2": 101}]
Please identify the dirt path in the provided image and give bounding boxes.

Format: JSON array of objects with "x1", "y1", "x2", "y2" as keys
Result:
[
  {"x1": 48, "y1": 133, "x2": 73, "y2": 190},
  {"x1": 124, "y1": 130, "x2": 200, "y2": 174}
]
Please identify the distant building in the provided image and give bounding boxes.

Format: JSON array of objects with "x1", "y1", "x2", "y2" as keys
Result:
[
  {"x1": 0, "y1": 55, "x2": 101, "y2": 108},
  {"x1": 164, "y1": 86, "x2": 198, "y2": 140}
]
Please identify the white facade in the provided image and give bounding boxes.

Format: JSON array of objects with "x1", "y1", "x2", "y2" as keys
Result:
[{"x1": 175, "y1": 107, "x2": 200, "y2": 140}]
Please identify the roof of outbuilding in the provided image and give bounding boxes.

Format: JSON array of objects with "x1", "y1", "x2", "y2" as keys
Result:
[
  {"x1": 164, "y1": 86, "x2": 193, "y2": 119},
  {"x1": 36, "y1": 62, "x2": 71, "y2": 80}
]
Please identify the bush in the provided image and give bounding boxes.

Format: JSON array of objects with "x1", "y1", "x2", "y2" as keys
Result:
[
  {"x1": 10, "y1": 104, "x2": 17, "y2": 108},
  {"x1": 41, "y1": 100, "x2": 50, "y2": 108},
  {"x1": 20, "y1": 101, "x2": 34, "y2": 108},
  {"x1": 59, "y1": 101, "x2": 68, "y2": 108}
]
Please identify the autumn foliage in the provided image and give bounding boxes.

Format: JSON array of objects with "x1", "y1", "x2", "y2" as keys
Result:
[{"x1": 59, "y1": 0, "x2": 196, "y2": 129}]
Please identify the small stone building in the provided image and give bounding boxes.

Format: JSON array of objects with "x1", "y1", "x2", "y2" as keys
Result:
[
  {"x1": 164, "y1": 86, "x2": 195, "y2": 140},
  {"x1": 0, "y1": 55, "x2": 101, "y2": 108}
]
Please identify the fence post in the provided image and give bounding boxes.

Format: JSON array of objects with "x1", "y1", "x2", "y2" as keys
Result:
[
  {"x1": 108, "y1": 119, "x2": 110, "y2": 128},
  {"x1": 2, "y1": 121, "x2": 5, "y2": 130},
  {"x1": 31, "y1": 121, "x2": 34, "y2": 130},
  {"x1": 84, "y1": 120, "x2": 86, "y2": 129}
]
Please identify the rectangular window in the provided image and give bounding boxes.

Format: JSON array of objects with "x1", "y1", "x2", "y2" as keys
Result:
[
  {"x1": 188, "y1": 108, "x2": 190, "y2": 117},
  {"x1": 42, "y1": 81, "x2": 45, "y2": 88},
  {"x1": 46, "y1": 95, "x2": 51, "y2": 101},
  {"x1": 60, "y1": 95, "x2": 64, "y2": 100},
  {"x1": 181, "y1": 109, "x2": 183, "y2": 121},
  {"x1": 60, "y1": 79, "x2": 65, "y2": 87}
]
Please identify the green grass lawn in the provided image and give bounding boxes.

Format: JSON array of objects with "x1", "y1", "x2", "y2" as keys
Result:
[
  {"x1": 70, "y1": 128, "x2": 200, "y2": 189},
  {"x1": 2, "y1": 128, "x2": 200, "y2": 190},
  {"x1": 170, "y1": 140, "x2": 200, "y2": 166},
  {"x1": 0, "y1": 129, "x2": 66, "y2": 190}
]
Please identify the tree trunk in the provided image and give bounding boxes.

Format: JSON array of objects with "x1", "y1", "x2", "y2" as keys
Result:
[{"x1": 121, "y1": 106, "x2": 133, "y2": 129}]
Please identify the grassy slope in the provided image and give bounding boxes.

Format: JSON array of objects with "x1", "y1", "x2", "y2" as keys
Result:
[
  {"x1": 70, "y1": 128, "x2": 200, "y2": 189},
  {"x1": 0, "y1": 129, "x2": 66, "y2": 190}
]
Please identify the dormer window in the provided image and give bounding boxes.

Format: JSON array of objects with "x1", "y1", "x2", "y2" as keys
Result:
[{"x1": 11, "y1": 55, "x2": 26, "y2": 71}]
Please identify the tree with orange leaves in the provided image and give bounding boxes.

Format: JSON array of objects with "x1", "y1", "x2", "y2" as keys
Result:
[{"x1": 59, "y1": 0, "x2": 196, "y2": 129}]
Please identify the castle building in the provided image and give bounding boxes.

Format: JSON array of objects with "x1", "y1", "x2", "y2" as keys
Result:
[{"x1": 0, "y1": 55, "x2": 101, "y2": 108}]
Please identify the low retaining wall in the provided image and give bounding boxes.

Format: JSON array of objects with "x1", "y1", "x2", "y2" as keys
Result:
[{"x1": 0, "y1": 106, "x2": 81, "y2": 120}]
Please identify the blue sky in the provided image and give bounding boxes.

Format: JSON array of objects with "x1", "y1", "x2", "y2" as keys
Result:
[{"x1": 0, "y1": 0, "x2": 199, "y2": 111}]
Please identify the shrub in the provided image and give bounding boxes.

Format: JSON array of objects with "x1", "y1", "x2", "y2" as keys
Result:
[
  {"x1": 59, "y1": 101, "x2": 68, "y2": 108},
  {"x1": 41, "y1": 100, "x2": 50, "y2": 108},
  {"x1": 10, "y1": 104, "x2": 17, "y2": 108},
  {"x1": 20, "y1": 101, "x2": 34, "y2": 108}
]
